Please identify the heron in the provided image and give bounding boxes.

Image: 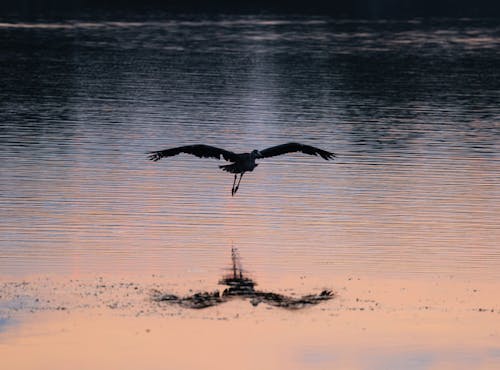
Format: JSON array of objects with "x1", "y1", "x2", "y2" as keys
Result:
[{"x1": 148, "y1": 142, "x2": 335, "y2": 196}]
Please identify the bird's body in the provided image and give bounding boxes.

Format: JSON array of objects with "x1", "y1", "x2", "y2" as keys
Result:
[
  {"x1": 148, "y1": 142, "x2": 335, "y2": 195},
  {"x1": 219, "y1": 152, "x2": 259, "y2": 174}
]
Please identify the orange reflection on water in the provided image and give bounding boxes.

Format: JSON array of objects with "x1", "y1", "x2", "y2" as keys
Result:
[{"x1": 1, "y1": 275, "x2": 499, "y2": 370}]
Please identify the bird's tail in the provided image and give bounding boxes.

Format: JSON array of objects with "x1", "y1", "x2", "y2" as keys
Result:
[{"x1": 219, "y1": 163, "x2": 240, "y2": 173}]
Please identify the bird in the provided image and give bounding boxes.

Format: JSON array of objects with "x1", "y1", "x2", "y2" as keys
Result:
[{"x1": 148, "y1": 142, "x2": 335, "y2": 196}]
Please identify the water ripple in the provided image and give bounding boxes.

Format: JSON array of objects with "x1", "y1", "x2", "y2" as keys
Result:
[{"x1": 0, "y1": 16, "x2": 499, "y2": 278}]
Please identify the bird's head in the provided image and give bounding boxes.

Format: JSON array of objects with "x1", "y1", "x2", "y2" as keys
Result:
[{"x1": 250, "y1": 149, "x2": 262, "y2": 159}]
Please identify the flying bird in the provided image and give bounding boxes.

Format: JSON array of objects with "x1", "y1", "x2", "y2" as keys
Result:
[{"x1": 148, "y1": 142, "x2": 335, "y2": 196}]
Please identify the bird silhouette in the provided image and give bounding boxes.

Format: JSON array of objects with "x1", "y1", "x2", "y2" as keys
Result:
[{"x1": 148, "y1": 142, "x2": 335, "y2": 196}]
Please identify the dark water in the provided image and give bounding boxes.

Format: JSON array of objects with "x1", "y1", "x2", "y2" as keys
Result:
[{"x1": 0, "y1": 15, "x2": 499, "y2": 278}]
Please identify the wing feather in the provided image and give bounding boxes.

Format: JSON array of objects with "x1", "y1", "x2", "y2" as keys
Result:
[
  {"x1": 259, "y1": 142, "x2": 335, "y2": 160},
  {"x1": 148, "y1": 144, "x2": 238, "y2": 162}
]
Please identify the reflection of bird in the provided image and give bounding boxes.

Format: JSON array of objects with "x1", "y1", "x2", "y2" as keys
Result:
[{"x1": 148, "y1": 142, "x2": 335, "y2": 196}]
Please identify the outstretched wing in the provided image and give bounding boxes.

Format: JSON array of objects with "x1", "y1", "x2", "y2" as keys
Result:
[
  {"x1": 259, "y1": 142, "x2": 335, "y2": 160},
  {"x1": 148, "y1": 144, "x2": 239, "y2": 162}
]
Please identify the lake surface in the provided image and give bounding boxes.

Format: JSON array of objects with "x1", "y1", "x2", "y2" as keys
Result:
[
  {"x1": 0, "y1": 14, "x2": 499, "y2": 369},
  {"x1": 1, "y1": 15, "x2": 498, "y2": 278}
]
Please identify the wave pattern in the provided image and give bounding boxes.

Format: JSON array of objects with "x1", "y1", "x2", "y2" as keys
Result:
[{"x1": 0, "y1": 16, "x2": 499, "y2": 278}]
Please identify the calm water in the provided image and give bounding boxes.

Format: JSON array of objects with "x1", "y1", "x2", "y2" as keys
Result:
[{"x1": 0, "y1": 15, "x2": 499, "y2": 279}]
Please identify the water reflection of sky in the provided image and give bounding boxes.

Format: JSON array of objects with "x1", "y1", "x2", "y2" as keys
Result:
[
  {"x1": 0, "y1": 14, "x2": 499, "y2": 370},
  {"x1": 1, "y1": 304, "x2": 499, "y2": 370},
  {"x1": 0, "y1": 16, "x2": 499, "y2": 279},
  {"x1": 0, "y1": 317, "x2": 8, "y2": 332}
]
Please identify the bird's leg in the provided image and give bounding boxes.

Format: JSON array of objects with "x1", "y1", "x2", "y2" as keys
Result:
[
  {"x1": 231, "y1": 174, "x2": 237, "y2": 196},
  {"x1": 234, "y1": 173, "x2": 244, "y2": 195}
]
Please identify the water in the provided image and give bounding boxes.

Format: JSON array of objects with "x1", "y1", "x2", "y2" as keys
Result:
[
  {"x1": 1, "y1": 14, "x2": 500, "y2": 370},
  {"x1": 1, "y1": 16, "x2": 499, "y2": 279}
]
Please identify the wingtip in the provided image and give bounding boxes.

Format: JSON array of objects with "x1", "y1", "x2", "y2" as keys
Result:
[
  {"x1": 322, "y1": 152, "x2": 336, "y2": 160},
  {"x1": 147, "y1": 152, "x2": 160, "y2": 161}
]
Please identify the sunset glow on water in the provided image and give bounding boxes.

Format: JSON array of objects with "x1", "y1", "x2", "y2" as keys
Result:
[{"x1": 1, "y1": 14, "x2": 499, "y2": 369}]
